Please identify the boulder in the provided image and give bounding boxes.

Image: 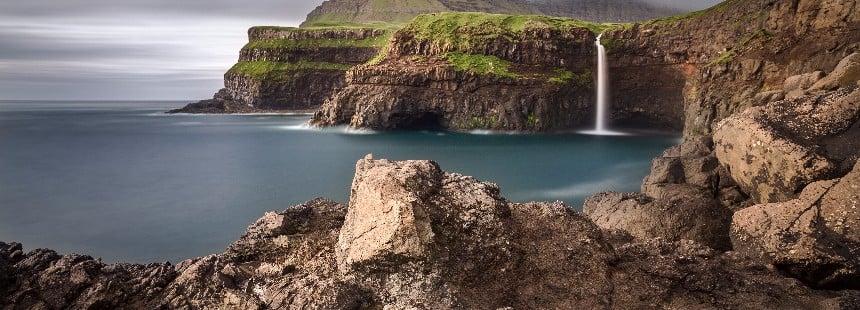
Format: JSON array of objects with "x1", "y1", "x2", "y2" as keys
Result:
[
  {"x1": 337, "y1": 155, "x2": 438, "y2": 272},
  {"x1": 811, "y1": 53, "x2": 860, "y2": 91},
  {"x1": 714, "y1": 86, "x2": 860, "y2": 203},
  {"x1": 732, "y1": 161, "x2": 860, "y2": 289}
]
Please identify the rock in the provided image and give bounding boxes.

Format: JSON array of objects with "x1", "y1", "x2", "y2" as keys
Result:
[
  {"x1": 812, "y1": 53, "x2": 860, "y2": 91},
  {"x1": 583, "y1": 187, "x2": 733, "y2": 250},
  {"x1": 714, "y1": 86, "x2": 860, "y2": 203},
  {"x1": 731, "y1": 161, "x2": 860, "y2": 289},
  {"x1": 337, "y1": 155, "x2": 439, "y2": 272},
  {"x1": 611, "y1": 239, "x2": 853, "y2": 309},
  {"x1": 784, "y1": 71, "x2": 826, "y2": 98}
]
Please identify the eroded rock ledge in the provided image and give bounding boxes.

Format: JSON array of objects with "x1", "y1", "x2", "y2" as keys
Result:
[{"x1": 3, "y1": 156, "x2": 859, "y2": 309}]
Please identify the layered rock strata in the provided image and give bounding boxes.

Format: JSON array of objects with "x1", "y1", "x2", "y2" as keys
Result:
[
  {"x1": 171, "y1": 27, "x2": 390, "y2": 113},
  {"x1": 3, "y1": 157, "x2": 859, "y2": 308},
  {"x1": 604, "y1": 0, "x2": 860, "y2": 136},
  {"x1": 311, "y1": 13, "x2": 598, "y2": 131}
]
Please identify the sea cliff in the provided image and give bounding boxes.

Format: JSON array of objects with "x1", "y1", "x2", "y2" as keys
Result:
[
  {"x1": 311, "y1": 13, "x2": 600, "y2": 131},
  {"x1": 170, "y1": 26, "x2": 391, "y2": 113}
]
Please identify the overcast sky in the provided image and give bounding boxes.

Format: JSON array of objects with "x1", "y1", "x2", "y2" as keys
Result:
[{"x1": 0, "y1": 0, "x2": 720, "y2": 101}]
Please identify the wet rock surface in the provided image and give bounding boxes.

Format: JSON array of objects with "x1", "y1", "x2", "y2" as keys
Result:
[{"x1": 4, "y1": 157, "x2": 860, "y2": 309}]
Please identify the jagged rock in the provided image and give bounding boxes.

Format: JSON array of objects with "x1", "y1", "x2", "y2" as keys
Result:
[
  {"x1": 732, "y1": 161, "x2": 860, "y2": 289},
  {"x1": 337, "y1": 156, "x2": 438, "y2": 272},
  {"x1": 714, "y1": 86, "x2": 860, "y2": 203}
]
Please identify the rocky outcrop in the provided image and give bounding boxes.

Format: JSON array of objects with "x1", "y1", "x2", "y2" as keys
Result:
[
  {"x1": 713, "y1": 83, "x2": 860, "y2": 203},
  {"x1": 731, "y1": 161, "x2": 860, "y2": 289},
  {"x1": 301, "y1": 0, "x2": 685, "y2": 27},
  {"x1": 583, "y1": 137, "x2": 740, "y2": 250},
  {"x1": 171, "y1": 27, "x2": 390, "y2": 114},
  {"x1": 311, "y1": 13, "x2": 598, "y2": 131},
  {"x1": 4, "y1": 157, "x2": 860, "y2": 308}
]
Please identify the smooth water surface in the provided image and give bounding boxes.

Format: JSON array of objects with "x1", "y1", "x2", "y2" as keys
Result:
[{"x1": 0, "y1": 101, "x2": 679, "y2": 263}]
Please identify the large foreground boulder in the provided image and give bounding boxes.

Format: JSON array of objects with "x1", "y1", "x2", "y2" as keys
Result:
[
  {"x1": 732, "y1": 161, "x2": 860, "y2": 289},
  {"x1": 2, "y1": 157, "x2": 859, "y2": 308}
]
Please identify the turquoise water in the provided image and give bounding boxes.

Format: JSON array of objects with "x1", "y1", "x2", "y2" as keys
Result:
[{"x1": 0, "y1": 101, "x2": 679, "y2": 263}]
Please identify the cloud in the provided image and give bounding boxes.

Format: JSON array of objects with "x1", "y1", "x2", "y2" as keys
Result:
[
  {"x1": 0, "y1": 1, "x2": 324, "y2": 100},
  {"x1": 0, "y1": 0, "x2": 721, "y2": 100}
]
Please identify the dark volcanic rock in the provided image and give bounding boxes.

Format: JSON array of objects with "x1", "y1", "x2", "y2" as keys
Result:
[{"x1": 3, "y1": 157, "x2": 859, "y2": 308}]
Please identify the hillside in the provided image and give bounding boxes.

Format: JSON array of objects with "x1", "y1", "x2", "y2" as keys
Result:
[{"x1": 301, "y1": 0, "x2": 686, "y2": 27}]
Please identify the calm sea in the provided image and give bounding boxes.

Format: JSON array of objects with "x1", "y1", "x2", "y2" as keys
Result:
[{"x1": 0, "y1": 100, "x2": 679, "y2": 263}]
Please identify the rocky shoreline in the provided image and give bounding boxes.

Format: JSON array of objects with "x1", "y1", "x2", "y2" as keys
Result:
[{"x1": 3, "y1": 154, "x2": 860, "y2": 308}]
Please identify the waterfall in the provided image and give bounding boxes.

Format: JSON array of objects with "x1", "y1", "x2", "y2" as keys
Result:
[
  {"x1": 595, "y1": 33, "x2": 609, "y2": 132},
  {"x1": 579, "y1": 33, "x2": 625, "y2": 136}
]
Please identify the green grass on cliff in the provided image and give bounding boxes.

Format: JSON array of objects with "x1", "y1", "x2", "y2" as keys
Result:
[
  {"x1": 443, "y1": 52, "x2": 517, "y2": 78},
  {"x1": 404, "y1": 12, "x2": 614, "y2": 46},
  {"x1": 549, "y1": 68, "x2": 592, "y2": 86},
  {"x1": 227, "y1": 61, "x2": 352, "y2": 80}
]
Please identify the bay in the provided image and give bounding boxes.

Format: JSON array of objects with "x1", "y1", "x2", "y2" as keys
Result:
[{"x1": 0, "y1": 100, "x2": 678, "y2": 263}]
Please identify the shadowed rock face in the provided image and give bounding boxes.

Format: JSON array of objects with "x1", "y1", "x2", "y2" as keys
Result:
[{"x1": 3, "y1": 157, "x2": 859, "y2": 308}]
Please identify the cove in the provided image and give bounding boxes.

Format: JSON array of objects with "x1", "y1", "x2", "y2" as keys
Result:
[{"x1": 0, "y1": 101, "x2": 678, "y2": 263}]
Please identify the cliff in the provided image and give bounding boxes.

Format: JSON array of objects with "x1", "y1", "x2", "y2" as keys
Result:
[
  {"x1": 311, "y1": 13, "x2": 601, "y2": 131},
  {"x1": 603, "y1": 0, "x2": 860, "y2": 136},
  {"x1": 170, "y1": 26, "x2": 391, "y2": 113},
  {"x1": 3, "y1": 156, "x2": 859, "y2": 308},
  {"x1": 301, "y1": 0, "x2": 686, "y2": 26},
  {"x1": 312, "y1": 0, "x2": 859, "y2": 132}
]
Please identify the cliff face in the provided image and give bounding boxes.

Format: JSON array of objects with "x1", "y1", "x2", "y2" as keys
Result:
[
  {"x1": 301, "y1": 0, "x2": 685, "y2": 26},
  {"x1": 171, "y1": 27, "x2": 390, "y2": 113},
  {"x1": 311, "y1": 13, "x2": 599, "y2": 131},
  {"x1": 604, "y1": 0, "x2": 860, "y2": 136},
  {"x1": 3, "y1": 157, "x2": 858, "y2": 308}
]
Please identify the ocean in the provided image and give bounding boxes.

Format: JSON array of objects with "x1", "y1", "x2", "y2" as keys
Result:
[{"x1": 0, "y1": 100, "x2": 679, "y2": 263}]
